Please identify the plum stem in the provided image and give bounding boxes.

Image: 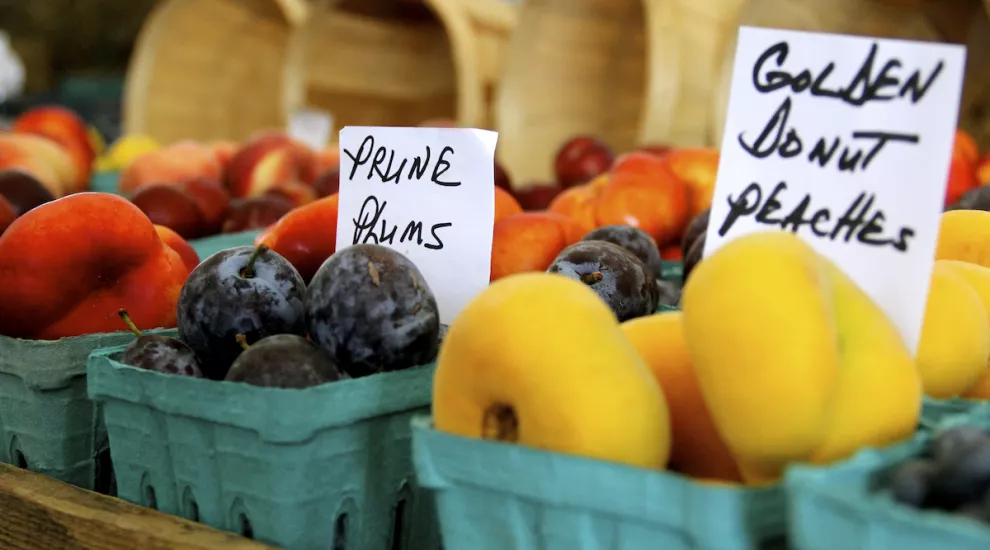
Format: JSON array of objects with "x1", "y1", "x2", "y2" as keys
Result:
[
  {"x1": 580, "y1": 271, "x2": 603, "y2": 285},
  {"x1": 117, "y1": 308, "x2": 143, "y2": 338},
  {"x1": 481, "y1": 403, "x2": 519, "y2": 443},
  {"x1": 235, "y1": 334, "x2": 250, "y2": 351},
  {"x1": 240, "y1": 244, "x2": 269, "y2": 278}
]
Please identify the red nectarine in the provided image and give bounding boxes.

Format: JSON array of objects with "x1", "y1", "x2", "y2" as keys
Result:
[
  {"x1": 513, "y1": 182, "x2": 562, "y2": 211},
  {"x1": 179, "y1": 177, "x2": 231, "y2": 236},
  {"x1": 222, "y1": 195, "x2": 295, "y2": 233},
  {"x1": 11, "y1": 106, "x2": 95, "y2": 192},
  {"x1": 154, "y1": 224, "x2": 200, "y2": 273},
  {"x1": 0, "y1": 195, "x2": 15, "y2": 235},
  {"x1": 131, "y1": 184, "x2": 206, "y2": 239},
  {"x1": 554, "y1": 135, "x2": 614, "y2": 188}
]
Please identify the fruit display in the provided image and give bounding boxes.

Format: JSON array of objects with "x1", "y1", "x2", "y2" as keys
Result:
[
  {"x1": 489, "y1": 137, "x2": 718, "y2": 285},
  {"x1": 0, "y1": 106, "x2": 344, "y2": 241},
  {"x1": 433, "y1": 230, "x2": 925, "y2": 486},
  {"x1": 85, "y1": 243, "x2": 445, "y2": 550},
  {"x1": 9, "y1": 96, "x2": 990, "y2": 550},
  {"x1": 115, "y1": 131, "x2": 339, "y2": 239}
]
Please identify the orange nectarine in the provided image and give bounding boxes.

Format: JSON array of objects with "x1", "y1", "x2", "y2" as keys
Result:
[
  {"x1": 954, "y1": 129, "x2": 980, "y2": 167},
  {"x1": 490, "y1": 212, "x2": 584, "y2": 282},
  {"x1": 596, "y1": 153, "x2": 689, "y2": 245},
  {"x1": 664, "y1": 148, "x2": 720, "y2": 217},
  {"x1": 494, "y1": 186, "x2": 523, "y2": 223}
]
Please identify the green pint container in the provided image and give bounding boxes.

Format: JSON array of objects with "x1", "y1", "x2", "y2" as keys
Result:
[
  {"x1": 0, "y1": 329, "x2": 167, "y2": 491},
  {"x1": 87, "y1": 345, "x2": 440, "y2": 550},
  {"x1": 411, "y1": 418, "x2": 786, "y2": 550}
]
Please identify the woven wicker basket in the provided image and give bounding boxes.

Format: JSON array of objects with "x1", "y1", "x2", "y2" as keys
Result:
[
  {"x1": 123, "y1": 0, "x2": 308, "y2": 144},
  {"x1": 494, "y1": 0, "x2": 745, "y2": 184},
  {"x1": 302, "y1": 0, "x2": 517, "y2": 131},
  {"x1": 959, "y1": 2, "x2": 990, "y2": 151},
  {"x1": 707, "y1": 0, "x2": 964, "y2": 148}
]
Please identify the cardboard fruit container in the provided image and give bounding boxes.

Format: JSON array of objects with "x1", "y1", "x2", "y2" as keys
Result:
[
  {"x1": 87, "y1": 343, "x2": 440, "y2": 550},
  {"x1": 411, "y1": 417, "x2": 786, "y2": 550},
  {"x1": 0, "y1": 329, "x2": 170, "y2": 491},
  {"x1": 188, "y1": 230, "x2": 264, "y2": 260},
  {"x1": 786, "y1": 414, "x2": 990, "y2": 550}
]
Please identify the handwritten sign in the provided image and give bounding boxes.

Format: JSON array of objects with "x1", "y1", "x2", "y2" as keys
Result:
[
  {"x1": 288, "y1": 109, "x2": 334, "y2": 151},
  {"x1": 336, "y1": 126, "x2": 499, "y2": 324},
  {"x1": 706, "y1": 26, "x2": 966, "y2": 354}
]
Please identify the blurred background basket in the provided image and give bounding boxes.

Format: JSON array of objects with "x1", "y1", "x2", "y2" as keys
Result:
[
  {"x1": 708, "y1": 0, "x2": 990, "y2": 150},
  {"x1": 493, "y1": 0, "x2": 745, "y2": 184},
  {"x1": 123, "y1": 0, "x2": 308, "y2": 144},
  {"x1": 302, "y1": 0, "x2": 518, "y2": 131}
]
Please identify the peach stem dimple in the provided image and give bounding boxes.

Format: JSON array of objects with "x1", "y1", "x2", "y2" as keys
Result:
[{"x1": 481, "y1": 403, "x2": 519, "y2": 443}]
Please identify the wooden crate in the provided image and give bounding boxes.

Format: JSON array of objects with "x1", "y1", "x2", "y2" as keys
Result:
[{"x1": 0, "y1": 464, "x2": 277, "y2": 550}]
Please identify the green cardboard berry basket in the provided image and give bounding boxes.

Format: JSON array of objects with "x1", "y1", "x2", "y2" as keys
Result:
[
  {"x1": 189, "y1": 230, "x2": 264, "y2": 260},
  {"x1": 410, "y1": 417, "x2": 787, "y2": 550},
  {"x1": 786, "y1": 415, "x2": 990, "y2": 550},
  {"x1": 661, "y1": 260, "x2": 684, "y2": 284},
  {"x1": 86, "y1": 345, "x2": 441, "y2": 550},
  {"x1": 0, "y1": 329, "x2": 169, "y2": 491},
  {"x1": 919, "y1": 396, "x2": 990, "y2": 430},
  {"x1": 90, "y1": 171, "x2": 123, "y2": 195}
]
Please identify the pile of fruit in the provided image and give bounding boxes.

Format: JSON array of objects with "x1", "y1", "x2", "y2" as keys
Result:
[
  {"x1": 0, "y1": 105, "x2": 343, "y2": 239},
  {"x1": 428, "y1": 128, "x2": 990, "y2": 488},
  {"x1": 9, "y1": 102, "x2": 990, "y2": 544},
  {"x1": 0, "y1": 106, "x2": 100, "y2": 232},
  {"x1": 490, "y1": 138, "x2": 717, "y2": 284},
  {"x1": 945, "y1": 129, "x2": 990, "y2": 208},
  {"x1": 889, "y1": 425, "x2": 990, "y2": 524},
  {"x1": 433, "y1": 231, "x2": 923, "y2": 483},
  {"x1": 112, "y1": 131, "x2": 341, "y2": 238},
  {"x1": 116, "y1": 239, "x2": 441, "y2": 386}
]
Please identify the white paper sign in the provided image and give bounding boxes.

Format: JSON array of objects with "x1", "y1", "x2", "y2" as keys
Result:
[
  {"x1": 706, "y1": 26, "x2": 966, "y2": 354},
  {"x1": 336, "y1": 126, "x2": 499, "y2": 324},
  {"x1": 288, "y1": 108, "x2": 334, "y2": 150}
]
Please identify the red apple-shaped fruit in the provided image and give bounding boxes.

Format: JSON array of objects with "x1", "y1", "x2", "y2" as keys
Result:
[
  {"x1": 554, "y1": 135, "x2": 614, "y2": 189},
  {"x1": 221, "y1": 195, "x2": 295, "y2": 233},
  {"x1": 131, "y1": 184, "x2": 206, "y2": 239},
  {"x1": 514, "y1": 182, "x2": 563, "y2": 211}
]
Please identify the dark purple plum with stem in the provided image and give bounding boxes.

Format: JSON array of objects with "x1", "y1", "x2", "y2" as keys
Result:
[
  {"x1": 177, "y1": 244, "x2": 306, "y2": 380},
  {"x1": 117, "y1": 308, "x2": 203, "y2": 377},
  {"x1": 547, "y1": 240, "x2": 657, "y2": 321},
  {"x1": 305, "y1": 244, "x2": 440, "y2": 378},
  {"x1": 582, "y1": 225, "x2": 664, "y2": 280}
]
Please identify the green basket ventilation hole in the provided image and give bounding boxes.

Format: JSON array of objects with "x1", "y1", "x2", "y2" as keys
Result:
[
  {"x1": 229, "y1": 498, "x2": 254, "y2": 540},
  {"x1": 140, "y1": 472, "x2": 158, "y2": 510},
  {"x1": 8, "y1": 435, "x2": 27, "y2": 469},
  {"x1": 391, "y1": 482, "x2": 414, "y2": 550},
  {"x1": 333, "y1": 497, "x2": 357, "y2": 550},
  {"x1": 182, "y1": 485, "x2": 201, "y2": 522}
]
